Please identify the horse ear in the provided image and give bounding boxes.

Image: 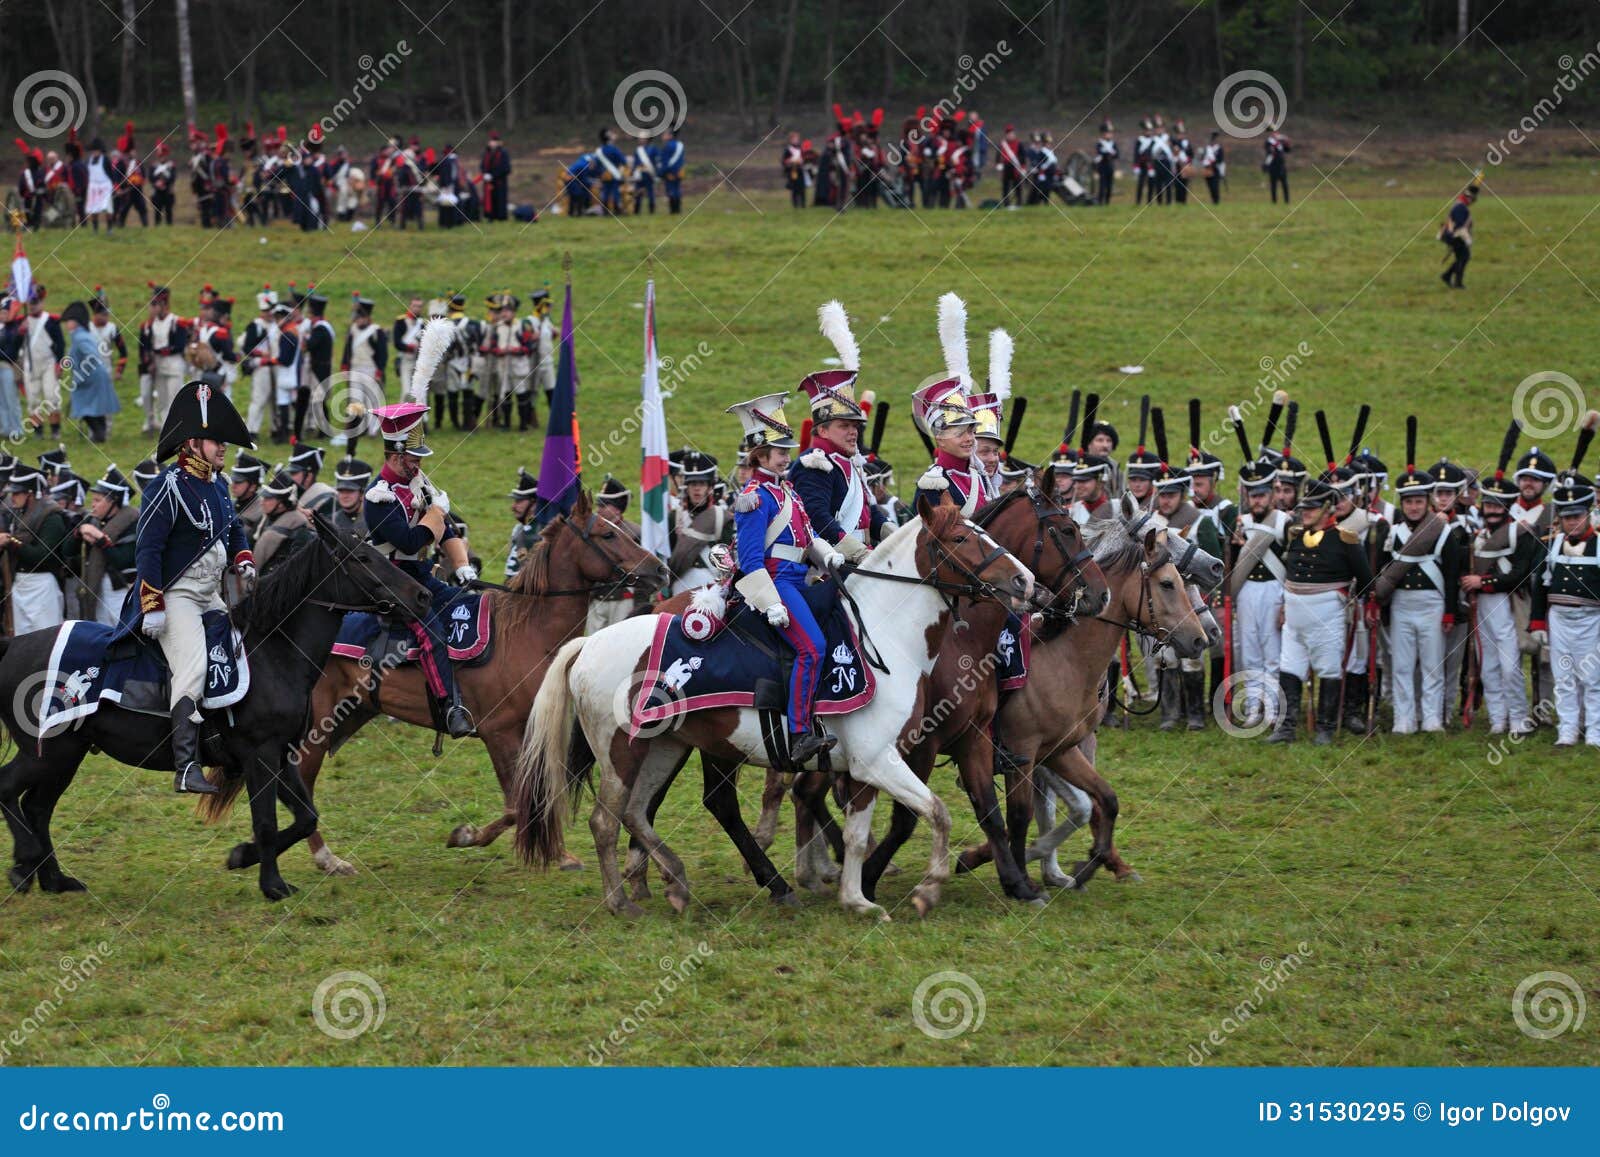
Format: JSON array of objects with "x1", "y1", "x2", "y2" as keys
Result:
[
  {"x1": 914, "y1": 488, "x2": 947, "y2": 522},
  {"x1": 1142, "y1": 526, "x2": 1162, "y2": 555},
  {"x1": 308, "y1": 508, "x2": 334, "y2": 539},
  {"x1": 574, "y1": 489, "x2": 593, "y2": 517}
]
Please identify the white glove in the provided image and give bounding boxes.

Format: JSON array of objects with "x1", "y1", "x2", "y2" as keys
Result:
[
  {"x1": 141, "y1": 610, "x2": 167, "y2": 638},
  {"x1": 822, "y1": 550, "x2": 846, "y2": 573},
  {"x1": 455, "y1": 564, "x2": 479, "y2": 584},
  {"x1": 430, "y1": 487, "x2": 451, "y2": 515},
  {"x1": 238, "y1": 560, "x2": 256, "y2": 585},
  {"x1": 1531, "y1": 629, "x2": 1548, "y2": 647},
  {"x1": 765, "y1": 602, "x2": 790, "y2": 629}
]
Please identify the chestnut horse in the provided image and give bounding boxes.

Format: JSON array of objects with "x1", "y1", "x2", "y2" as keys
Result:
[{"x1": 206, "y1": 491, "x2": 668, "y2": 873}]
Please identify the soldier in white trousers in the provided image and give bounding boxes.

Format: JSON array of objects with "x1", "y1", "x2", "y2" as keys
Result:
[
  {"x1": 1529, "y1": 423, "x2": 1600, "y2": 748},
  {"x1": 1229, "y1": 457, "x2": 1289, "y2": 727},
  {"x1": 1379, "y1": 456, "x2": 1457, "y2": 734}
]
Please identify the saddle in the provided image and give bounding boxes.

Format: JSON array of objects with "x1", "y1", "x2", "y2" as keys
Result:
[
  {"x1": 330, "y1": 588, "x2": 494, "y2": 669},
  {"x1": 628, "y1": 582, "x2": 875, "y2": 769},
  {"x1": 37, "y1": 613, "x2": 249, "y2": 739}
]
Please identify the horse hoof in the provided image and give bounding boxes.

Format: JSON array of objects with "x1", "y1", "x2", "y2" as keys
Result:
[
  {"x1": 226, "y1": 842, "x2": 255, "y2": 870},
  {"x1": 612, "y1": 900, "x2": 646, "y2": 919},
  {"x1": 313, "y1": 850, "x2": 357, "y2": 877},
  {"x1": 446, "y1": 824, "x2": 479, "y2": 848},
  {"x1": 666, "y1": 891, "x2": 691, "y2": 915},
  {"x1": 1117, "y1": 870, "x2": 1143, "y2": 884},
  {"x1": 1025, "y1": 896, "x2": 1047, "y2": 909},
  {"x1": 40, "y1": 873, "x2": 87, "y2": 893},
  {"x1": 261, "y1": 881, "x2": 297, "y2": 902},
  {"x1": 910, "y1": 892, "x2": 939, "y2": 918},
  {"x1": 845, "y1": 900, "x2": 890, "y2": 921},
  {"x1": 1042, "y1": 872, "x2": 1075, "y2": 889},
  {"x1": 881, "y1": 862, "x2": 902, "y2": 877},
  {"x1": 559, "y1": 852, "x2": 585, "y2": 872},
  {"x1": 771, "y1": 891, "x2": 803, "y2": 909},
  {"x1": 9, "y1": 866, "x2": 34, "y2": 893}
]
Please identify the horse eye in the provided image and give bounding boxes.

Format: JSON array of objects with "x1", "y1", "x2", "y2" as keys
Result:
[
  {"x1": 1160, "y1": 579, "x2": 1175, "y2": 590},
  {"x1": 953, "y1": 535, "x2": 968, "y2": 544}
]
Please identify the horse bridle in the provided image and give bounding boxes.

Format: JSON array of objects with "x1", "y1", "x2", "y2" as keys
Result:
[
  {"x1": 980, "y1": 482, "x2": 1102, "y2": 626},
  {"x1": 1097, "y1": 544, "x2": 1179, "y2": 646}
]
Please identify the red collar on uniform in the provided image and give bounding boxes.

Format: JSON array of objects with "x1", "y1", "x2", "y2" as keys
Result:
[
  {"x1": 177, "y1": 446, "x2": 214, "y2": 481},
  {"x1": 1516, "y1": 496, "x2": 1543, "y2": 510},
  {"x1": 1568, "y1": 524, "x2": 1596, "y2": 543},
  {"x1": 750, "y1": 466, "x2": 780, "y2": 486},
  {"x1": 935, "y1": 449, "x2": 969, "y2": 472},
  {"x1": 811, "y1": 431, "x2": 848, "y2": 459},
  {"x1": 379, "y1": 462, "x2": 414, "y2": 489}
]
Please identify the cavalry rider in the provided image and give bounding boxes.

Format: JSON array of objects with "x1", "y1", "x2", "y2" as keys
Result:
[
  {"x1": 129, "y1": 381, "x2": 257, "y2": 794},
  {"x1": 913, "y1": 378, "x2": 984, "y2": 514},
  {"x1": 728, "y1": 392, "x2": 845, "y2": 767},
  {"x1": 364, "y1": 401, "x2": 479, "y2": 738},
  {"x1": 790, "y1": 301, "x2": 885, "y2": 562},
  {"x1": 668, "y1": 449, "x2": 730, "y2": 594},
  {"x1": 252, "y1": 465, "x2": 315, "y2": 574}
]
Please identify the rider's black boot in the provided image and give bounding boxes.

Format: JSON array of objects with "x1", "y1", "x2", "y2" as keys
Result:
[
  {"x1": 444, "y1": 687, "x2": 474, "y2": 739},
  {"x1": 171, "y1": 697, "x2": 218, "y2": 794},
  {"x1": 787, "y1": 728, "x2": 837, "y2": 767}
]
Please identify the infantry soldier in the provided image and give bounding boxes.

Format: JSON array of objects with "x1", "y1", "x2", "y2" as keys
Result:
[
  {"x1": 480, "y1": 131, "x2": 512, "y2": 222},
  {"x1": 1266, "y1": 469, "x2": 1374, "y2": 745},
  {"x1": 393, "y1": 297, "x2": 425, "y2": 396},
  {"x1": 1264, "y1": 128, "x2": 1292, "y2": 203},
  {"x1": 1440, "y1": 173, "x2": 1479, "y2": 289},
  {"x1": 1462, "y1": 423, "x2": 1545, "y2": 736},
  {"x1": 1200, "y1": 131, "x2": 1226, "y2": 204},
  {"x1": 1529, "y1": 415, "x2": 1600, "y2": 748},
  {"x1": 445, "y1": 293, "x2": 481, "y2": 429},
  {"x1": 480, "y1": 293, "x2": 534, "y2": 430},
  {"x1": 632, "y1": 134, "x2": 660, "y2": 214},
  {"x1": 0, "y1": 463, "x2": 68, "y2": 633},
  {"x1": 128, "y1": 381, "x2": 257, "y2": 793},
  {"x1": 1147, "y1": 407, "x2": 1219, "y2": 730},
  {"x1": 1427, "y1": 455, "x2": 1474, "y2": 721},
  {"x1": 1228, "y1": 452, "x2": 1290, "y2": 730},
  {"x1": 340, "y1": 295, "x2": 388, "y2": 455},
  {"x1": 239, "y1": 286, "x2": 287, "y2": 438},
  {"x1": 505, "y1": 466, "x2": 540, "y2": 578},
  {"x1": 668, "y1": 449, "x2": 730, "y2": 594},
  {"x1": 658, "y1": 128, "x2": 685, "y2": 214},
  {"x1": 1094, "y1": 119, "x2": 1118, "y2": 205},
  {"x1": 252, "y1": 465, "x2": 315, "y2": 575},
  {"x1": 21, "y1": 285, "x2": 65, "y2": 439},
  {"x1": 365, "y1": 401, "x2": 480, "y2": 737},
  {"x1": 287, "y1": 443, "x2": 337, "y2": 519},
  {"x1": 325, "y1": 456, "x2": 370, "y2": 538},
  {"x1": 781, "y1": 132, "x2": 807, "y2": 209},
  {"x1": 790, "y1": 301, "x2": 886, "y2": 561},
  {"x1": 297, "y1": 290, "x2": 336, "y2": 443},
  {"x1": 230, "y1": 451, "x2": 268, "y2": 542},
  {"x1": 528, "y1": 289, "x2": 556, "y2": 408},
  {"x1": 586, "y1": 475, "x2": 641, "y2": 633},
  {"x1": 76, "y1": 466, "x2": 139, "y2": 625}
]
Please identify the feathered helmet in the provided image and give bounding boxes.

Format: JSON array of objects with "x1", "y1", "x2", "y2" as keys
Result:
[
  {"x1": 969, "y1": 329, "x2": 1012, "y2": 443},
  {"x1": 800, "y1": 300, "x2": 865, "y2": 424},
  {"x1": 911, "y1": 293, "x2": 977, "y2": 435},
  {"x1": 372, "y1": 317, "x2": 453, "y2": 457},
  {"x1": 728, "y1": 393, "x2": 799, "y2": 452}
]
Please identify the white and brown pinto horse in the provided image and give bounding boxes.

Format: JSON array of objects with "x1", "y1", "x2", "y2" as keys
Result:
[{"x1": 511, "y1": 498, "x2": 1035, "y2": 920}]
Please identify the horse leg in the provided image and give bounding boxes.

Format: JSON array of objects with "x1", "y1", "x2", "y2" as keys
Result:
[
  {"x1": 619, "y1": 740, "x2": 694, "y2": 914},
  {"x1": 625, "y1": 749, "x2": 688, "y2": 902},
  {"x1": 244, "y1": 747, "x2": 295, "y2": 901},
  {"x1": 299, "y1": 666, "x2": 374, "y2": 876},
  {"x1": 752, "y1": 768, "x2": 787, "y2": 852},
  {"x1": 859, "y1": 735, "x2": 936, "y2": 903},
  {"x1": 4, "y1": 749, "x2": 87, "y2": 894},
  {"x1": 955, "y1": 731, "x2": 1042, "y2": 904},
  {"x1": 792, "y1": 770, "x2": 840, "y2": 889},
  {"x1": 836, "y1": 779, "x2": 886, "y2": 919},
  {"x1": 847, "y1": 747, "x2": 952, "y2": 919},
  {"x1": 1028, "y1": 766, "x2": 1089, "y2": 888},
  {"x1": 589, "y1": 746, "x2": 642, "y2": 918},
  {"x1": 1056, "y1": 744, "x2": 1134, "y2": 885},
  {"x1": 701, "y1": 755, "x2": 798, "y2": 908}
]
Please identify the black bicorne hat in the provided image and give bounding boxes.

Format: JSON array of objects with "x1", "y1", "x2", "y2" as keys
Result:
[
  {"x1": 597, "y1": 474, "x2": 630, "y2": 512},
  {"x1": 155, "y1": 380, "x2": 256, "y2": 461}
]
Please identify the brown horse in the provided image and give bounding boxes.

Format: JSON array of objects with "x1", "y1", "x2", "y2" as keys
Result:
[
  {"x1": 214, "y1": 491, "x2": 668, "y2": 873},
  {"x1": 946, "y1": 511, "x2": 1211, "y2": 890}
]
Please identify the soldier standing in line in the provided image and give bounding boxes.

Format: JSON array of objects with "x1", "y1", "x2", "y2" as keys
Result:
[{"x1": 1094, "y1": 120, "x2": 1118, "y2": 205}]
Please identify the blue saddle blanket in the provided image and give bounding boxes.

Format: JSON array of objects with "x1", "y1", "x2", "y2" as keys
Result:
[
  {"x1": 629, "y1": 595, "x2": 876, "y2": 737},
  {"x1": 38, "y1": 611, "x2": 248, "y2": 736},
  {"x1": 330, "y1": 589, "x2": 492, "y2": 665},
  {"x1": 998, "y1": 611, "x2": 1031, "y2": 691}
]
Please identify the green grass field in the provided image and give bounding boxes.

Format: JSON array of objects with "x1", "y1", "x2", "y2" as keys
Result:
[{"x1": 3, "y1": 156, "x2": 1599, "y2": 1066}]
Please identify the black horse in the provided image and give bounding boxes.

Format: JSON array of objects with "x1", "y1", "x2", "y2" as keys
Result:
[{"x1": 0, "y1": 513, "x2": 430, "y2": 901}]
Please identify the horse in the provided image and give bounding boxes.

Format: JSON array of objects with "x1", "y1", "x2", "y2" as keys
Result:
[
  {"x1": 0, "y1": 513, "x2": 430, "y2": 901},
  {"x1": 615, "y1": 481, "x2": 1109, "y2": 911},
  {"x1": 511, "y1": 497, "x2": 1037, "y2": 920},
  {"x1": 938, "y1": 504, "x2": 1214, "y2": 892},
  {"x1": 231, "y1": 490, "x2": 668, "y2": 875}
]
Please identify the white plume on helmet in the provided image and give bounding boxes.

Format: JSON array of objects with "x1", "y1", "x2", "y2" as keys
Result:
[
  {"x1": 937, "y1": 292, "x2": 971, "y2": 392},
  {"x1": 987, "y1": 328, "x2": 1012, "y2": 401},
  {"x1": 817, "y1": 300, "x2": 859, "y2": 372},
  {"x1": 408, "y1": 319, "x2": 454, "y2": 404}
]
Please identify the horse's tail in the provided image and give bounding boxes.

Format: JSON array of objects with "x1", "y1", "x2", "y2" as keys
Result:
[
  {"x1": 195, "y1": 767, "x2": 247, "y2": 823},
  {"x1": 512, "y1": 636, "x2": 585, "y2": 868},
  {"x1": 564, "y1": 715, "x2": 595, "y2": 813}
]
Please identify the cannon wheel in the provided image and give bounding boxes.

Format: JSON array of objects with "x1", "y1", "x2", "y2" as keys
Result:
[
  {"x1": 42, "y1": 184, "x2": 77, "y2": 229},
  {"x1": 1064, "y1": 151, "x2": 1093, "y2": 189}
]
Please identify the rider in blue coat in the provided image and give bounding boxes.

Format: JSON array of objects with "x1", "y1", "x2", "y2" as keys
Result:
[
  {"x1": 127, "y1": 380, "x2": 257, "y2": 793},
  {"x1": 728, "y1": 392, "x2": 845, "y2": 766},
  {"x1": 364, "y1": 401, "x2": 479, "y2": 737}
]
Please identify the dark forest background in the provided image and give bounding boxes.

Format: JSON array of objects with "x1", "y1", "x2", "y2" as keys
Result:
[{"x1": 4, "y1": 0, "x2": 1599, "y2": 148}]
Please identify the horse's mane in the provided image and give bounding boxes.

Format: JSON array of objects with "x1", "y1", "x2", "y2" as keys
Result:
[
  {"x1": 231, "y1": 535, "x2": 330, "y2": 632},
  {"x1": 1082, "y1": 515, "x2": 1145, "y2": 573},
  {"x1": 856, "y1": 510, "x2": 924, "y2": 571},
  {"x1": 495, "y1": 519, "x2": 565, "y2": 634}
]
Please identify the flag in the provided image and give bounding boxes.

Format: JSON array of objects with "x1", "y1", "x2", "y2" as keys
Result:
[
  {"x1": 9, "y1": 234, "x2": 32, "y2": 306},
  {"x1": 639, "y1": 278, "x2": 670, "y2": 563},
  {"x1": 533, "y1": 279, "x2": 582, "y2": 526}
]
